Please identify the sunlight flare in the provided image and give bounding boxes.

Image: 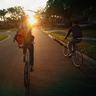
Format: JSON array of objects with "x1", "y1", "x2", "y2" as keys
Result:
[{"x1": 28, "y1": 15, "x2": 38, "y2": 25}]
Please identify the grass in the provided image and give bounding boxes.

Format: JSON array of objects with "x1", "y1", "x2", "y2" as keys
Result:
[
  {"x1": 83, "y1": 29, "x2": 96, "y2": 38},
  {"x1": 49, "y1": 32, "x2": 96, "y2": 60},
  {"x1": 0, "y1": 34, "x2": 8, "y2": 41}
]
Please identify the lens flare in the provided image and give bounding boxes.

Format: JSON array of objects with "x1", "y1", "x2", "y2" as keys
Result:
[{"x1": 28, "y1": 15, "x2": 38, "y2": 25}]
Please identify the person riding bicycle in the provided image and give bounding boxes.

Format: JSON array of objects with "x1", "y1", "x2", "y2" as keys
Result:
[
  {"x1": 64, "y1": 20, "x2": 82, "y2": 56},
  {"x1": 14, "y1": 15, "x2": 34, "y2": 72}
]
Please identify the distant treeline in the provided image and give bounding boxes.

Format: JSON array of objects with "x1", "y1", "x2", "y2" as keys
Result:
[{"x1": 0, "y1": 6, "x2": 25, "y2": 29}]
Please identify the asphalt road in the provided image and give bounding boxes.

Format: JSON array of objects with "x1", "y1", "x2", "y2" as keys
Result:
[{"x1": 0, "y1": 28, "x2": 96, "y2": 96}]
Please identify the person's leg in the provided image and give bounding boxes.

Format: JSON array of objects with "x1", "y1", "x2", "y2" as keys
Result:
[
  {"x1": 23, "y1": 45, "x2": 27, "y2": 62},
  {"x1": 74, "y1": 39, "x2": 81, "y2": 51},
  {"x1": 29, "y1": 44, "x2": 34, "y2": 71},
  {"x1": 68, "y1": 39, "x2": 77, "y2": 57},
  {"x1": 72, "y1": 41, "x2": 76, "y2": 53},
  {"x1": 68, "y1": 40, "x2": 73, "y2": 53}
]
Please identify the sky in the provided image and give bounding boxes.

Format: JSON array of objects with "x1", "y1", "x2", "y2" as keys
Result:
[{"x1": 0, "y1": 0, "x2": 48, "y2": 11}]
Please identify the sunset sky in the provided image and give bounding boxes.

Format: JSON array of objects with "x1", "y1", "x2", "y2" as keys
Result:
[{"x1": 0, "y1": 0, "x2": 48, "y2": 11}]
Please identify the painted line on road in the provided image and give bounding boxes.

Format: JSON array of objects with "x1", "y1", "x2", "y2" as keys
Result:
[{"x1": 48, "y1": 34, "x2": 55, "y2": 39}]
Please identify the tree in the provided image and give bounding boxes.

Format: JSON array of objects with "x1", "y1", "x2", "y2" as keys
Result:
[
  {"x1": 14, "y1": 6, "x2": 25, "y2": 20},
  {"x1": 45, "y1": 0, "x2": 96, "y2": 21},
  {"x1": 7, "y1": 6, "x2": 25, "y2": 21},
  {"x1": 0, "y1": 9, "x2": 7, "y2": 21},
  {"x1": 45, "y1": 0, "x2": 64, "y2": 16}
]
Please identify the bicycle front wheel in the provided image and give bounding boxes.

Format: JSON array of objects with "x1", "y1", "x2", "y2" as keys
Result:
[
  {"x1": 63, "y1": 46, "x2": 69, "y2": 56},
  {"x1": 71, "y1": 51, "x2": 83, "y2": 67}
]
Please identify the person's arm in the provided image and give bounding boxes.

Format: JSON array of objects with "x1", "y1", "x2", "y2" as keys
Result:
[
  {"x1": 13, "y1": 24, "x2": 21, "y2": 42},
  {"x1": 13, "y1": 31, "x2": 18, "y2": 42},
  {"x1": 64, "y1": 28, "x2": 72, "y2": 39}
]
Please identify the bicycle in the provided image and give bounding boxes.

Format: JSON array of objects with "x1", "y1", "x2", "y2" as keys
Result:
[
  {"x1": 63, "y1": 40, "x2": 83, "y2": 67},
  {"x1": 24, "y1": 47, "x2": 31, "y2": 89}
]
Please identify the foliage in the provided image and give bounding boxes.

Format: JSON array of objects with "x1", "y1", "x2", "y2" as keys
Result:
[
  {"x1": 45, "y1": 0, "x2": 96, "y2": 20},
  {"x1": 0, "y1": 6, "x2": 25, "y2": 29},
  {"x1": 7, "y1": 6, "x2": 25, "y2": 21},
  {"x1": 0, "y1": 9, "x2": 7, "y2": 21}
]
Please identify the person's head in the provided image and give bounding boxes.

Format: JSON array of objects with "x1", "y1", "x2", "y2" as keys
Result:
[{"x1": 21, "y1": 15, "x2": 29, "y2": 23}]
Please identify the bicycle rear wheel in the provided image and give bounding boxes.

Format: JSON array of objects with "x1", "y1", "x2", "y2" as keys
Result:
[
  {"x1": 24, "y1": 49, "x2": 30, "y2": 88},
  {"x1": 71, "y1": 51, "x2": 83, "y2": 67}
]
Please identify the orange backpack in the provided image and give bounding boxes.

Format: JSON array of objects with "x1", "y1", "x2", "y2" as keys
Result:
[{"x1": 15, "y1": 28, "x2": 25, "y2": 45}]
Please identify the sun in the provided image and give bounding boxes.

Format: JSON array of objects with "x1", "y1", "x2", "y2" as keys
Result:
[
  {"x1": 24, "y1": 10, "x2": 38, "y2": 26},
  {"x1": 28, "y1": 15, "x2": 38, "y2": 25}
]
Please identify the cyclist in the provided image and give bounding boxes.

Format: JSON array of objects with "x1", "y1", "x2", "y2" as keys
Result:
[
  {"x1": 64, "y1": 20, "x2": 82, "y2": 56},
  {"x1": 14, "y1": 15, "x2": 34, "y2": 72}
]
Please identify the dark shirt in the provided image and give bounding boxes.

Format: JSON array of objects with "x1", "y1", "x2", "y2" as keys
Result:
[
  {"x1": 66, "y1": 25, "x2": 82, "y2": 39},
  {"x1": 24, "y1": 31, "x2": 34, "y2": 45}
]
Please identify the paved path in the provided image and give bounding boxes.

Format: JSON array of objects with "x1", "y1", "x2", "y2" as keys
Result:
[{"x1": 0, "y1": 28, "x2": 96, "y2": 96}]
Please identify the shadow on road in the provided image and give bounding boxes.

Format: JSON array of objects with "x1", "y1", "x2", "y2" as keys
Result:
[
  {"x1": 79, "y1": 61, "x2": 96, "y2": 80},
  {"x1": 24, "y1": 62, "x2": 31, "y2": 96}
]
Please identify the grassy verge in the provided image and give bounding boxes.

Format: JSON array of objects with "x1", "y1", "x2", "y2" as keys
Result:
[
  {"x1": 0, "y1": 34, "x2": 8, "y2": 41},
  {"x1": 49, "y1": 32, "x2": 96, "y2": 60},
  {"x1": 83, "y1": 29, "x2": 96, "y2": 38}
]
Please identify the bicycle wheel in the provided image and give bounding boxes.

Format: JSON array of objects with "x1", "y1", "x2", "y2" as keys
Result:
[
  {"x1": 71, "y1": 51, "x2": 83, "y2": 67},
  {"x1": 63, "y1": 46, "x2": 69, "y2": 56},
  {"x1": 24, "y1": 49, "x2": 30, "y2": 88}
]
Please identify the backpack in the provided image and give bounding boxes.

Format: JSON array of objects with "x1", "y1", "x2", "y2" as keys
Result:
[
  {"x1": 14, "y1": 28, "x2": 25, "y2": 45},
  {"x1": 14, "y1": 28, "x2": 34, "y2": 45}
]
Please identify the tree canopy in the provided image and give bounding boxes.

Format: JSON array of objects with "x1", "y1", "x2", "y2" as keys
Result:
[
  {"x1": 0, "y1": 9, "x2": 7, "y2": 21},
  {"x1": 0, "y1": 6, "x2": 25, "y2": 22},
  {"x1": 7, "y1": 6, "x2": 25, "y2": 21},
  {"x1": 45, "y1": 0, "x2": 96, "y2": 19}
]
